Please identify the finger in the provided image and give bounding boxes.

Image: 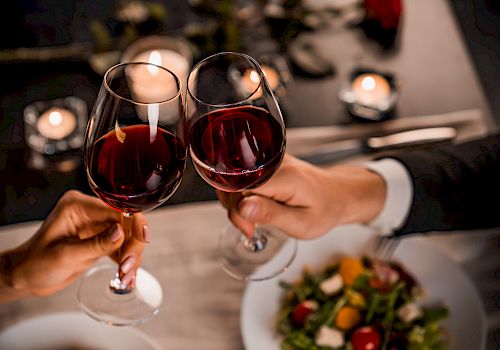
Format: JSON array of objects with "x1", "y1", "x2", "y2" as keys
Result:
[
  {"x1": 218, "y1": 191, "x2": 244, "y2": 209},
  {"x1": 63, "y1": 223, "x2": 124, "y2": 262},
  {"x1": 237, "y1": 195, "x2": 313, "y2": 239},
  {"x1": 56, "y1": 190, "x2": 122, "y2": 232},
  {"x1": 117, "y1": 217, "x2": 145, "y2": 268},
  {"x1": 116, "y1": 238, "x2": 144, "y2": 285},
  {"x1": 130, "y1": 213, "x2": 149, "y2": 243},
  {"x1": 216, "y1": 190, "x2": 230, "y2": 208},
  {"x1": 76, "y1": 221, "x2": 120, "y2": 240},
  {"x1": 241, "y1": 156, "x2": 305, "y2": 204},
  {"x1": 228, "y1": 207, "x2": 256, "y2": 238},
  {"x1": 220, "y1": 193, "x2": 253, "y2": 236},
  {"x1": 114, "y1": 217, "x2": 146, "y2": 287}
]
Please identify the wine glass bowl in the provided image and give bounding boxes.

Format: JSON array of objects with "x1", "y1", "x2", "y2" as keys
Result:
[
  {"x1": 87, "y1": 122, "x2": 186, "y2": 214},
  {"x1": 78, "y1": 62, "x2": 187, "y2": 325},
  {"x1": 85, "y1": 63, "x2": 186, "y2": 214},
  {"x1": 186, "y1": 52, "x2": 296, "y2": 281},
  {"x1": 187, "y1": 53, "x2": 286, "y2": 192},
  {"x1": 188, "y1": 105, "x2": 285, "y2": 192}
]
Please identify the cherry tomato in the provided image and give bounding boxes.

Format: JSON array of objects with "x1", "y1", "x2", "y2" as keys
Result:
[
  {"x1": 351, "y1": 326, "x2": 382, "y2": 350},
  {"x1": 291, "y1": 301, "x2": 316, "y2": 326}
]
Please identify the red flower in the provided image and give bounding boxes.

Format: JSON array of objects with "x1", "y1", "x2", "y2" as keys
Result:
[{"x1": 364, "y1": 0, "x2": 403, "y2": 30}]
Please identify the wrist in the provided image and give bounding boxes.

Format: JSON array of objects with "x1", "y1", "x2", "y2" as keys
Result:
[
  {"x1": 0, "y1": 248, "x2": 31, "y2": 302},
  {"x1": 357, "y1": 168, "x2": 387, "y2": 223},
  {"x1": 326, "y1": 166, "x2": 386, "y2": 226},
  {"x1": 363, "y1": 159, "x2": 413, "y2": 232}
]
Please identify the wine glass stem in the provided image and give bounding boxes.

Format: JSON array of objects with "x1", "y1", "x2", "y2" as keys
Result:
[
  {"x1": 243, "y1": 227, "x2": 268, "y2": 252},
  {"x1": 109, "y1": 212, "x2": 134, "y2": 294}
]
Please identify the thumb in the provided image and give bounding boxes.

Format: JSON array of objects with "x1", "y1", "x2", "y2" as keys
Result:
[
  {"x1": 236, "y1": 196, "x2": 311, "y2": 238},
  {"x1": 72, "y1": 223, "x2": 124, "y2": 260}
]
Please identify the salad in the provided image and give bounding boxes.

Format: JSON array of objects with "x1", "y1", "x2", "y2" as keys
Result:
[{"x1": 275, "y1": 256, "x2": 449, "y2": 350}]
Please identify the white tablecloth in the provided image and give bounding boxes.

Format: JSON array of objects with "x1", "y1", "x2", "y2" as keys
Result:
[{"x1": 0, "y1": 201, "x2": 498, "y2": 349}]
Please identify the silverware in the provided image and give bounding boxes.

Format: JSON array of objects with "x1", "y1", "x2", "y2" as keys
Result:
[
  {"x1": 297, "y1": 126, "x2": 457, "y2": 165},
  {"x1": 371, "y1": 234, "x2": 401, "y2": 261}
]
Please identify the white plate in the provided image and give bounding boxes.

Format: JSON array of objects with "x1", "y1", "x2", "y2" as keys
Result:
[
  {"x1": 0, "y1": 312, "x2": 163, "y2": 350},
  {"x1": 241, "y1": 225, "x2": 487, "y2": 350}
]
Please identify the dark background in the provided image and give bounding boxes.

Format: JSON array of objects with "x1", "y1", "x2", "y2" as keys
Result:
[
  {"x1": 450, "y1": 0, "x2": 500, "y2": 127},
  {"x1": 0, "y1": 0, "x2": 499, "y2": 226}
]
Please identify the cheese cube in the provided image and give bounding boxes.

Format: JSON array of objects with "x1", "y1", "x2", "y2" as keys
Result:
[
  {"x1": 315, "y1": 326, "x2": 345, "y2": 348},
  {"x1": 397, "y1": 303, "x2": 423, "y2": 323},
  {"x1": 320, "y1": 274, "x2": 343, "y2": 295}
]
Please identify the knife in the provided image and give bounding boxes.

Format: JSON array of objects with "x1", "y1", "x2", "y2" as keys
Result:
[{"x1": 296, "y1": 127, "x2": 457, "y2": 165}]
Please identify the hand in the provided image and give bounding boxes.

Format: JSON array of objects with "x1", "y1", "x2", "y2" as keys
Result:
[
  {"x1": 218, "y1": 154, "x2": 386, "y2": 240},
  {"x1": 0, "y1": 190, "x2": 147, "y2": 301}
]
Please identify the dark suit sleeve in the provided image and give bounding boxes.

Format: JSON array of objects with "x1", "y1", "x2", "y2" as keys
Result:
[{"x1": 381, "y1": 134, "x2": 500, "y2": 235}]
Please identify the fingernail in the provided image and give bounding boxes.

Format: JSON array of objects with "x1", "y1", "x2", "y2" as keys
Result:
[
  {"x1": 120, "y1": 255, "x2": 136, "y2": 274},
  {"x1": 142, "y1": 224, "x2": 150, "y2": 243},
  {"x1": 109, "y1": 224, "x2": 123, "y2": 243},
  {"x1": 240, "y1": 201, "x2": 257, "y2": 220},
  {"x1": 121, "y1": 270, "x2": 135, "y2": 286}
]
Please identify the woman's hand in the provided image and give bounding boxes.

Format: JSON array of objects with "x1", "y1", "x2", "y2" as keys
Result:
[
  {"x1": 0, "y1": 190, "x2": 148, "y2": 302},
  {"x1": 218, "y1": 154, "x2": 386, "y2": 240}
]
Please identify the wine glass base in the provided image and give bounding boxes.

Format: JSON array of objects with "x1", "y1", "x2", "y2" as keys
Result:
[
  {"x1": 76, "y1": 264, "x2": 163, "y2": 326},
  {"x1": 219, "y1": 224, "x2": 297, "y2": 282}
]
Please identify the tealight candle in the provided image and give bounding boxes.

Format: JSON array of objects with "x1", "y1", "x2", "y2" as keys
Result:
[
  {"x1": 132, "y1": 48, "x2": 190, "y2": 91},
  {"x1": 24, "y1": 96, "x2": 87, "y2": 156},
  {"x1": 351, "y1": 73, "x2": 391, "y2": 107},
  {"x1": 37, "y1": 107, "x2": 77, "y2": 140},
  {"x1": 121, "y1": 36, "x2": 192, "y2": 89},
  {"x1": 128, "y1": 50, "x2": 181, "y2": 103},
  {"x1": 241, "y1": 65, "x2": 281, "y2": 98},
  {"x1": 126, "y1": 51, "x2": 182, "y2": 124}
]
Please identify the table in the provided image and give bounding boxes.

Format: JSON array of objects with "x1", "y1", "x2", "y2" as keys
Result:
[
  {"x1": 0, "y1": 203, "x2": 242, "y2": 349},
  {"x1": 0, "y1": 201, "x2": 498, "y2": 349},
  {"x1": 0, "y1": 0, "x2": 496, "y2": 226},
  {"x1": 280, "y1": 0, "x2": 495, "y2": 129}
]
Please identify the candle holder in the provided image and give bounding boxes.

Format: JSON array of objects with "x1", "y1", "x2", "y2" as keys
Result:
[
  {"x1": 23, "y1": 96, "x2": 88, "y2": 155},
  {"x1": 256, "y1": 53, "x2": 293, "y2": 100},
  {"x1": 338, "y1": 67, "x2": 400, "y2": 122},
  {"x1": 27, "y1": 150, "x2": 81, "y2": 174}
]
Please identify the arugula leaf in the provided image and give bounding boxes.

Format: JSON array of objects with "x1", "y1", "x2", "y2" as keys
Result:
[{"x1": 408, "y1": 323, "x2": 448, "y2": 350}]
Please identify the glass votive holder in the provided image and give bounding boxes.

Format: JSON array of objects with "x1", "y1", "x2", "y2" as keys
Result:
[
  {"x1": 27, "y1": 150, "x2": 82, "y2": 174},
  {"x1": 256, "y1": 53, "x2": 293, "y2": 100},
  {"x1": 23, "y1": 96, "x2": 88, "y2": 155},
  {"x1": 338, "y1": 67, "x2": 400, "y2": 121}
]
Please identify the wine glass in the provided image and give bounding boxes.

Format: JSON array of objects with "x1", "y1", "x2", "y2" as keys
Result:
[
  {"x1": 185, "y1": 52, "x2": 297, "y2": 281},
  {"x1": 77, "y1": 62, "x2": 187, "y2": 325}
]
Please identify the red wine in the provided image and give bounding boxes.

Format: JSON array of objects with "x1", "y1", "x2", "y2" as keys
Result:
[
  {"x1": 88, "y1": 124, "x2": 186, "y2": 213},
  {"x1": 189, "y1": 106, "x2": 285, "y2": 192}
]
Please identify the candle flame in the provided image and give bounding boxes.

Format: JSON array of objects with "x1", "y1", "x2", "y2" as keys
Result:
[
  {"x1": 361, "y1": 76, "x2": 376, "y2": 91},
  {"x1": 147, "y1": 50, "x2": 162, "y2": 75},
  {"x1": 249, "y1": 70, "x2": 260, "y2": 84},
  {"x1": 48, "y1": 111, "x2": 63, "y2": 126}
]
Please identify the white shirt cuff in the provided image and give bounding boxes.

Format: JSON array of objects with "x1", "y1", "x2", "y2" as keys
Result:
[{"x1": 364, "y1": 158, "x2": 413, "y2": 235}]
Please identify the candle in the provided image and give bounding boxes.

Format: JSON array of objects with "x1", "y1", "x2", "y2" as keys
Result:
[
  {"x1": 37, "y1": 107, "x2": 77, "y2": 140},
  {"x1": 241, "y1": 65, "x2": 281, "y2": 98},
  {"x1": 121, "y1": 35, "x2": 192, "y2": 88},
  {"x1": 351, "y1": 73, "x2": 391, "y2": 107},
  {"x1": 132, "y1": 49, "x2": 190, "y2": 90},
  {"x1": 128, "y1": 50, "x2": 184, "y2": 103},
  {"x1": 126, "y1": 51, "x2": 183, "y2": 125}
]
